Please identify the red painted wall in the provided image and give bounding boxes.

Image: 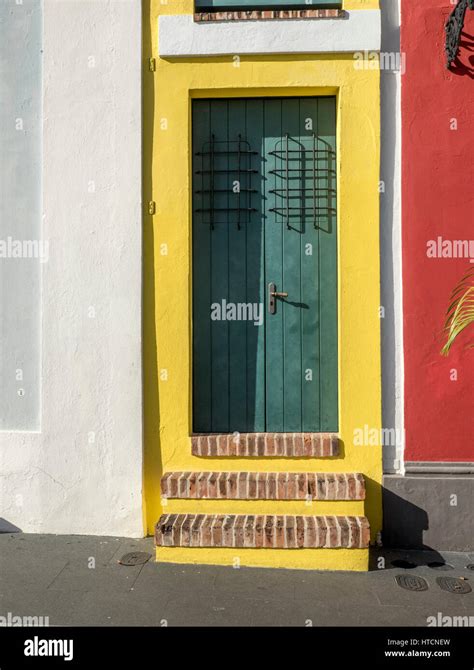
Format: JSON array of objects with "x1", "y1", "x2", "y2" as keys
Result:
[{"x1": 401, "y1": 0, "x2": 474, "y2": 462}]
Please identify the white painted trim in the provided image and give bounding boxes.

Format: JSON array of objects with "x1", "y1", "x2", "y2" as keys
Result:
[
  {"x1": 159, "y1": 11, "x2": 381, "y2": 58},
  {"x1": 380, "y1": 0, "x2": 404, "y2": 476},
  {"x1": 405, "y1": 463, "x2": 474, "y2": 475},
  {"x1": 396, "y1": 0, "x2": 405, "y2": 478}
]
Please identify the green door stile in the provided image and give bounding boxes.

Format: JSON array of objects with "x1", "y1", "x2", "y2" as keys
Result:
[
  {"x1": 227, "y1": 100, "x2": 247, "y2": 431},
  {"x1": 280, "y1": 98, "x2": 303, "y2": 433},
  {"x1": 264, "y1": 99, "x2": 284, "y2": 432},
  {"x1": 192, "y1": 100, "x2": 212, "y2": 431},
  {"x1": 209, "y1": 100, "x2": 229, "y2": 432},
  {"x1": 192, "y1": 97, "x2": 338, "y2": 435},
  {"x1": 300, "y1": 98, "x2": 321, "y2": 432},
  {"x1": 244, "y1": 100, "x2": 266, "y2": 432},
  {"x1": 317, "y1": 97, "x2": 338, "y2": 431}
]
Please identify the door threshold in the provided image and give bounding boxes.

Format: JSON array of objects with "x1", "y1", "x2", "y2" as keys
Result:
[{"x1": 191, "y1": 432, "x2": 339, "y2": 458}]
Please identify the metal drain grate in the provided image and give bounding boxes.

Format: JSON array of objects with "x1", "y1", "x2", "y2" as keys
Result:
[
  {"x1": 436, "y1": 576, "x2": 472, "y2": 594},
  {"x1": 427, "y1": 561, "x2": 454, "y2": 571},
  {"x1": 395, "y1": 574, "x2": 429, "y2": 592},
  {"x1": 118, "y1": 551, "x2": 152, "y2": 567}
]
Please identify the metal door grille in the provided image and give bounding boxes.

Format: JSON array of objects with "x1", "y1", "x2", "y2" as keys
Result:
[
  {"x1": 195, "y1": 134, "x2": 258, "y2": 230},
  {"x1": 268, "y1": 133, "x2": 336, "y2": 230}
]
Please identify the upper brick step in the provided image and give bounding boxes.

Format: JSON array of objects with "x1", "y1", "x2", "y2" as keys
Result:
[
  {"x1": 191, "y1": 433, "x2": 339, "y2": 458},
  {"x1": 161, "y1": 472, "x2": 365, "y2": 501},
  {"x1": 156, "y1": 514, "x2": 370, "y2": 549},
  {"x1": 194, "y1": 9, "x2": 345, "y2": 22}
]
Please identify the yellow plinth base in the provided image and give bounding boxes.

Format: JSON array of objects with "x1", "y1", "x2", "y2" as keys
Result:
[{"x1": 155, "y1": 546, "x2": 369, "y2": 572}]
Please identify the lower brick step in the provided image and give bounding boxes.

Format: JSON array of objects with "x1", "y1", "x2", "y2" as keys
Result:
[
  {"x1": 161, "y1": 472, "x2": 365, "y2": 501},
  {"x1": 156, "y1": 514, "x2": 370, "y2": 549}
]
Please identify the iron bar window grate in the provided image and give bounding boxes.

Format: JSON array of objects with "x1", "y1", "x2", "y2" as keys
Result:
[
  {"x1": 268, "y1": 133, "x2": 336, "y2": 230},
  {"x1": 195, "y1": 134, "x2": 258, "y2": 230}
]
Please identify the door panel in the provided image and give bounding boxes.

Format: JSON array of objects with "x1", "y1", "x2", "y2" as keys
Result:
[
  {"x1": 244, "y1": 100, "x2": 266, "y2": 431},
  {"x1": 300, "y1": 97, "x2": 321, "y2": 431},
  {"x1": 192, "y1": 97, "x2": 338, "y2": 434},
  {"x1": 192, "y1": 100, "x2": 212, "y2": 430},
  {"x1": 263, "y1": 99, "x2": 284, "y2": 432},
  {"x1": 227, "y1": 100, "x2": 247, "y2": 431},
  {"x1": 209, "y1": 100, "x2": 230, "y2": 431},
  {"x1": 280, "y1": 98, "x2": 303, "y2": 432},
  {"x1": 316, "y1": 97, "x2": 338, "y2": 430}
]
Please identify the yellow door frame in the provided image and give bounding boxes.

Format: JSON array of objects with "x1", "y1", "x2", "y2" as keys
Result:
[{"x1": 143, "y1": 2, "x2": 382, "y2": 571}]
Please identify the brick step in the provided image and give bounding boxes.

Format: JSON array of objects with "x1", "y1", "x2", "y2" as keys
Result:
[
  {"x1": 156, "y1": 514, "x2": 370, "y2": 549},
  {"x1": 161, "y1": 472, "x2": 365, "y2": 501},
  {"x1": 191, "y1": 433, "x2": 339, "y2": 458}
]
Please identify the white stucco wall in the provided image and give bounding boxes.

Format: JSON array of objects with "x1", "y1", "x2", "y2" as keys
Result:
[
  {"x1": 0, "y1": 0, "x2": 143, "y2": 536},
  {"x1": 159, "y1": 10, "x2": 381, "y2": 57}
]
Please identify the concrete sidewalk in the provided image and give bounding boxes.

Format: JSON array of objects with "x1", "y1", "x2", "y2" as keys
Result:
[{"x1": 0, "y1": 533, "x2": 472, "y2": 627}]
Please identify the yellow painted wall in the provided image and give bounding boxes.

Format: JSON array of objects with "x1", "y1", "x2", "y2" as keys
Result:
[
  {"x1": 344, "y1": 0, "x2": 379, "y2": 8},
  {"x1": 143, "y1": 0, "x2": 382, "y2": 568}
]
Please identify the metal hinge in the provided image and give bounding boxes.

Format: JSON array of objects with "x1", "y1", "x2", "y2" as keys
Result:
[
  {"x1": 148, "y1": 58, "x2": 156, "y2": 72},
  {"x1": 148, "y1": 201, "x2": 156, "y2": 215}
]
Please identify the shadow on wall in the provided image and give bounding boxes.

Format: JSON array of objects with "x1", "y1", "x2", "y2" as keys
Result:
[
  {"x1": 382, "y1": 487, "x2": 429, "y2": 549},
  {"x1": 367, "y1": 483, "x2": 446, "y2": 568},
  {"x1": 143, "y1": 0, "x2": 164, "y2": 537},
  {"x1": 0, "y1": 519, "x2": 22, "y2": 533},
  {"x1": 381, "y1": 488, "x2": 450, "y2": 564}
]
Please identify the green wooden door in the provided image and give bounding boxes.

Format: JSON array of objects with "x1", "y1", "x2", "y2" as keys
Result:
[{"x1": 192, "y1": 98, "x2": 337, "y2": 434}]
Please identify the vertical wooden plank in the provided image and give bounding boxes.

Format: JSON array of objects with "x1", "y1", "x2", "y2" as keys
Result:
[
  {"x1": 244, "y1": 99, "x2": 266, "y2": 431},
  {"x1": 227, "y1": 99, "x2": 247, "y2": 431},
  {"x1": 264, "y1": 98, "x2": 284, "y2": 432},
  {"x1": 192, "y1": 100, "x2": 212, "y2": 431},
  {"x1": 209, "y1": 100, "x2": 230, "y2": 431},
  {"x1": 299, "y1": 98, "x2": 321, "y2": 431},
  {"x1": 281, "y1": 98, "x2": 302, "y2": 432},
  {"x1": 317, "y1": 97, "x2": 338, "y2": 431}
]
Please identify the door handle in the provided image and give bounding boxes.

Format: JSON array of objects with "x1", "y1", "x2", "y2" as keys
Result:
[{"x1": 268, "y1": 282, "x2": 288, "y2": 314}]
